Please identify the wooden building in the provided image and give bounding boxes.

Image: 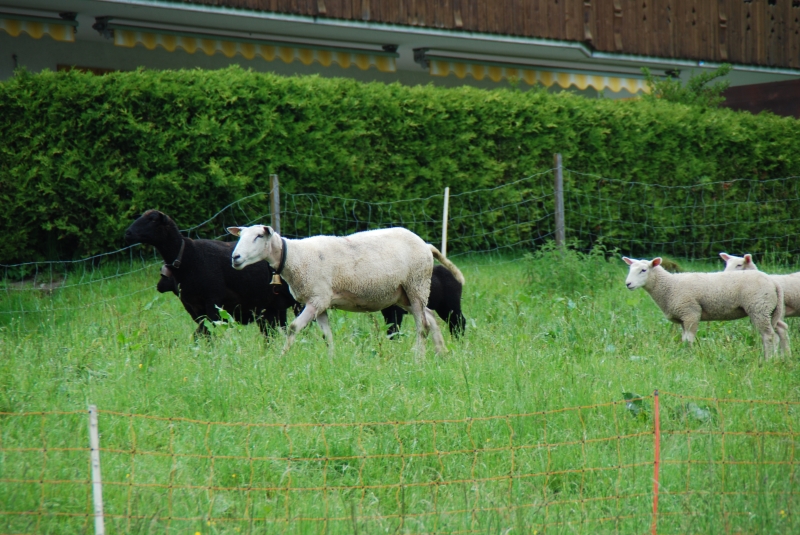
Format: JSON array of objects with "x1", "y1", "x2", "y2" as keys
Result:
[{"x1": 1, "y1": 1, "x2": 798, "y2": 112}]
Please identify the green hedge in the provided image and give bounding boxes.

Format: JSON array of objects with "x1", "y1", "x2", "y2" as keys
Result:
[{"x1": 1, "y1": 66, "x2": 799, "y2": 264}]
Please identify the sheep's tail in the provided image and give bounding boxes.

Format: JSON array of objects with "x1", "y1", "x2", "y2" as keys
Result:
[{"x1": 429, "y1": 245, "x2": 465, "y2": 285}]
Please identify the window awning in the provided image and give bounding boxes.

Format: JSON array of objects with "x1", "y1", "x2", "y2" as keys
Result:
[
  {"x1": 96, "y1": 21, "x2": 397, "y2": 73},
  {"x1": 419, "y1": 51, "x2": 649, "y2": 94},
  {"x1": 0, "y1": 13, "x2": 77, "y2": 43}
]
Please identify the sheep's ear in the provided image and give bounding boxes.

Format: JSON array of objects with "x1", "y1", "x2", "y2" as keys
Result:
[
  {"x1": 227, "y1": 227, "x2": 243, "y2": 237},
  {"x1": 651, "y1": 257, "x2": 663, "y2": 267},
  {"x1": 622, "y1": 256, "x2": 634, "y2": 266},
  {"x1": 262, "y1": 226, "x2": 274, "y2": 237},
  {"x1": 744, "y1": 254, "x2": 753, "y2": 263},
  {"x1": 720, "y1": 253, "x2": 731, "y2": 261}
]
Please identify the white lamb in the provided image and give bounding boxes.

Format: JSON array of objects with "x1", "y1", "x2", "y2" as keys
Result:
[
  {"x1": 720, "y1": 252, "x2": 800, "y2": 318},
  {"x1": 228, "y1": 225, "x2": 462, "y2": 356},
  {"x1": 622, "y1": 256, "x2": 789, "y2": 358}
]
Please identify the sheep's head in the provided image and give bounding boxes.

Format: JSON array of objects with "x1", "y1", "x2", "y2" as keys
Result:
[
  {"x1": 125, "y1": 210, "x2": 175, "y2": 245},
  {"x1": 156, "y1": 274, "x2": 179, "y2": 296},
  {"x1": 622, "y1": 256, "x2": 661, "y2": 290},
  {"x1": 719, "y1": 252, "x2": 757, "y2": 272},
  {"x1": 228, "y1": 225, "x2": 280, "y2": 270}
]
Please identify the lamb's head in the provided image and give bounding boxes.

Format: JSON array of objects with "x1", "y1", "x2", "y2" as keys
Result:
[
  {"x1": 125, "y1": 210, "x2": 177, "y2": 245},
  {"x1": 622, "y1": 256, "x2": 661, "y2": 290},
  {"x1": 228, "y1": 225, "x2": 281, "y2": 270},
  {"x1": 719, "y1": 252, "x2": 757, "y2": 272}
]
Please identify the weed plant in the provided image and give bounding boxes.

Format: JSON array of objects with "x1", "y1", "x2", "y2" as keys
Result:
[{"x1": 1, "y1": 249, "x2": 799, "y2": 534}]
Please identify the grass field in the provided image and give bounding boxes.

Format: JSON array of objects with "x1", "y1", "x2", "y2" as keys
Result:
[{"x1": 1, "y1": 247, "x2": 799, "y2": 534}]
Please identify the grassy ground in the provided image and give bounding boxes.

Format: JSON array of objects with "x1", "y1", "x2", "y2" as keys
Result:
[{"x1": 1, "y1": 249, "x2": 799, "y2": 534}]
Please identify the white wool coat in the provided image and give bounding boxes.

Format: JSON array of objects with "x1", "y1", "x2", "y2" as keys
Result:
[
  {"x1": 644, "y1": 266, "x2": 783, "y2": 324},
  {"x1": 271, "y1": 228, "x2": 433, "y2": 313},
  {"x1": 721, "y1": 254, "x2": 800, "y2": 317}
]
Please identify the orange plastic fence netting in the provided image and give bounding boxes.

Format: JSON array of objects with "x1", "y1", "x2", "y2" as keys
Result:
[{"x1": 1, "y1": 393, "x2": 798, "y2": 534}]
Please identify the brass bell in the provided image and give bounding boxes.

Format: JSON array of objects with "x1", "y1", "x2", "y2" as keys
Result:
[{"x1": 271, "y1": 274, "x2": 282, "y2": 285}]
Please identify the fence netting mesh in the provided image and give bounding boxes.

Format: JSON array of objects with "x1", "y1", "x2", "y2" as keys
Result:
[
  {"x1": 2, "y1": 393, "x2": 798, "y2": 534},
  {"x1": 3, "y1": 169, "x2": 800, "y2": 323}
]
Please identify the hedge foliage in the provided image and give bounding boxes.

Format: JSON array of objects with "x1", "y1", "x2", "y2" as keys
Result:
[{"x1": 1, "y1": 66, "x2": 799, "y2": 263}]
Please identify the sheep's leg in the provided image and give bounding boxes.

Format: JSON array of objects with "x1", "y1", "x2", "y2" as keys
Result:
[
  {"x1": 283, "y1": 304, "x2": 319, "y2": 356},
  {"x1": 257, "y1": 309, "x2": 287, "y2": 339},
  {"x1": 408, "y1": 299, "x2": 429, "y2": 356},
  {"x1": 775, "y1": 321, "x2": 791, "y2": 355},
  {"x1": 760, "y1": 329, "x2": 776, "y2": 359},
  {"x1": 680, "y1": 318, "x2": 700, "y2": 344},
  {"x1": 432, "y1": 304, "x2": 463, "y2": 338},
  {"x1": 193, "y1": 322, "x2": 210, "y2": 338},
  {"x1": 443, "y1": 309, "x2": 466, "y2": 338},
  {"x1": 316, "y1": 310, "x2": 335, "y2": 356},
  {"x1": 181, "y1": 301, "x2": 210, "y2": 338},
  {"x1": 193, "y1": 301, "x2": 224, "y2": 337},
  {"x1": 425, "y1": 308, "x2": 446, "y2": 355},
  {"x1": 749, "y1": 314, "x2": 777, "y2": 359},
  {"x1": 267, "y1": 307, "x2": 289, "y2": 330},
  {"x1": 381, "y1": 306, "x2": 405, "y2": 339},
  {"x1": 203, "y1": 300, "x2": 223, "y2": 323}
]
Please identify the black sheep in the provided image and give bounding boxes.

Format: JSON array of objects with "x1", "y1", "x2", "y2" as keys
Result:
[
  {"x1": 156, "y1": 272, "x2": 179, "y2": 296},
  {"x1": 381, "y1": 264, "x2": 466, "y2": 338},
  {"x1": 125, "y1": 210, "x2": 298, "y2": 337}
]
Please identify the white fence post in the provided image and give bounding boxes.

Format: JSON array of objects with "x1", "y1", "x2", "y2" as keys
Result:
[
  {"x1": 553, "y1": 154, "x2": 565, "y2": 248},
  {"x1": 442, "y1": 187, "x2": 450, "y2": 257},
  {"x1": 88, "y1": 405, "x2": 106, "y2": 535},
  {"x1": 270, "y1": 174, "x2": 281, "y2": 235}
]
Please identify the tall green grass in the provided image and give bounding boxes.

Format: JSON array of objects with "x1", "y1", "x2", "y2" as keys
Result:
[{"x1": 1, "y1": 249, "x2": 798, "y2": 534}]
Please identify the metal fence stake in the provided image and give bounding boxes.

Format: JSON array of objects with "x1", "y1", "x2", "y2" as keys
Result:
[
  {"x1": 651, "y1": 390, "x2": 661, "y2": 535},
  {"x1": 88, "y1": 405, "x2": 106, "y2": 535}
]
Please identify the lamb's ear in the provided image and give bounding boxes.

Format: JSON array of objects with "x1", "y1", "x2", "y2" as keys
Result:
[
  {"x1": 651, "y1": 257, "x2": 663, "y2": 267},
  {"x1": 622, "y1": 256, "x2": 634, "y2": 266},
  {"x1": 719, "y1": 253, "x2": 731, "y2": 261},
  {"x1": 262, "y1": 225, "x2": 274, "y2": 237},
  {"x1": 227, "y1": 227, "x2": 243, "y2": 237},
  {"x1": 744, "y1": 254, "x2": 753, "y2": 263}
]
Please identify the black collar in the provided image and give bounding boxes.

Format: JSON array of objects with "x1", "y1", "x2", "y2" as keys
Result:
[
  {"x1": 168, "y1": 238, "x2": 186, "y2": 269},
  {"x1": 275, "y1": 238, "x2": 287, "y2": 275}
]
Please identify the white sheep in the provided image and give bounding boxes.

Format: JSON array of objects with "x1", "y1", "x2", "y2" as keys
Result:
[
  {"x1": 622, "y1": 256, "x2": 789, "y2": 358},
  {"x1": 720, "y1": 252, "x2": 800, "y2": 318},
  {"x1": 228, "y1": 225, "x2": 462, "y2": 356}
]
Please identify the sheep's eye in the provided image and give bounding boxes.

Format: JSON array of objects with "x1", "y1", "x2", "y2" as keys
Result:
[{"x1": 641, "y1": 269, "x2": 647, "y2": 273}]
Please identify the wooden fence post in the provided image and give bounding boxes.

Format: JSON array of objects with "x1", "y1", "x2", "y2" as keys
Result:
[
  {"x1": 270, "y1": 174, "x2": 281, "y2": 235},
  {"x1": 554, "y1": 154, "x2": 565, "y2": 248},
  {"x1": 442, "y1": 187, "x2": 450, "y2": 257}
]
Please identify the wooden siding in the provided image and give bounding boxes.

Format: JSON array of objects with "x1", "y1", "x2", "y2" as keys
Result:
[
  {"x1": 174, "y1": 0, "x2": 800, "y2": 69},
  {"x1": 723, "y1": 78, "x2": 800, "y2": 117}
]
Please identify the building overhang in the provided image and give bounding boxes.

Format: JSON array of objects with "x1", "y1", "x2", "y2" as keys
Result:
[{"x1": 2, "y1": 0, "x2": 799, "y2": 90}]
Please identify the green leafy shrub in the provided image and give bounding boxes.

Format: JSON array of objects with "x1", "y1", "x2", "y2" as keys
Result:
[
  {"x1": 524, "y1": 240, "x2": 620, "y2": 297},
  {"x1": 642, "y1": 64, "x2": 732, "y2": 108},
  {"x1": 1, "y1": 66, "x2": 799, "y2": 263}
]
